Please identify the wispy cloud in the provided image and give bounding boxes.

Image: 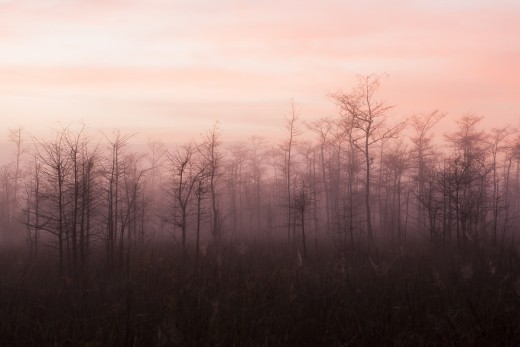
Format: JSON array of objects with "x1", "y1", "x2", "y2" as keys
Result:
[{"x1": 0, "y1": 0, "x2": 518, "y2": 140}]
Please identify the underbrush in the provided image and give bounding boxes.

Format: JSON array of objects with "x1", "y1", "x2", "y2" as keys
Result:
[{"x1": 1, "y1": 239, "x2": 520, "y2": 346}]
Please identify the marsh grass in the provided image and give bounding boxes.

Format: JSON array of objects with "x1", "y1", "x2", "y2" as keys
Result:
[{"x1": 1, "y1": 240, "x2": 520, "y2": 346}]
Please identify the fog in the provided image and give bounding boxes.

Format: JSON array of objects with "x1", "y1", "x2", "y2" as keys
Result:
[
  {"x1": 2, "y1": 0, "x2": 519, "y2": 343},
  {"x1": 1, "y1": 75, "x2": 520, "y2": 345}
]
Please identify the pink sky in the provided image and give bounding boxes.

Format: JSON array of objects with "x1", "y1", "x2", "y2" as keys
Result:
[{"x1": 1, "y1": 0, "x2": 519, "y2": 143}]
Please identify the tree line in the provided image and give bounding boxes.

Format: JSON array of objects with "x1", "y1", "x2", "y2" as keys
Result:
[{"x1": 1, "y1": 74, "x2": 519, "y2": 278}]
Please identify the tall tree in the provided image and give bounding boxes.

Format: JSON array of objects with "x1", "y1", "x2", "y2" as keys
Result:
[
  {"x1": 410, "y1": 111, "x2": 446, "y2": 240},
  {"x1": 293, "y1": 176, "x2": 312, "y2": 259},
  {"x1": 331, "y1": 75, "x2": 404, "y2": 244},
  {"x1": 226, "y1": 143, "x2": 247, "y2": 237},
  {"x1": 145, "y1": 140, "x2": 166, "y2": 240},
  {"x1": 103, "y1": 130, "x2": 133, "y2": 269},
  {"x1": 381, "y1": 140, "x2": 409, "y2": 244},
  {"x1": 23, "y1": 157, "x2": 42, "y2": 257},
  {"x1": 199, "y1": 123, "x2": 223, "y2": 242},
  {"x1": 307, "y1": 118, "x2": 333, "y2": 233},
  {"x1": 33, "y1": 128, "x2": 70, "y2": 275},
  {"x1": 488, "y1": 127, "x2": 512, "y2": 245},
  {"x1": 119, "y1": 152, "x2": 147, "y2": 269},
  {"x1": 167, "y1": 143, "x2": 202, "y2": 252},
  {"x1": 247, "y1": 136, "x2": 267, "y2": 237},
  {"x1": 8, "y1": 127, "x2": 26, "y2": 223},
  {"x1": 279, "y1": 99, "x2": 299, "y2": 243},
  {"x1": 445, "y1": 115, "x2": 490, "y2": 248}
]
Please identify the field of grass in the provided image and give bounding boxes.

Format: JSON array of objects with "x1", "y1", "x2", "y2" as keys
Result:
[{"x1": 1, "y1": 239, "x2": 520, "y2": 346}]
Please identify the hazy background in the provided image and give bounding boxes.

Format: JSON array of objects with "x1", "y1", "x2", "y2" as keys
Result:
[{"x1": 1, "y1": 0, "x2": 519, "y2": 143}]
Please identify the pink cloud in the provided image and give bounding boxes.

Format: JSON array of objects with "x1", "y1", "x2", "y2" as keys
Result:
[{"x1": 0, "y1": 0, "x2": 518, "y2": 141}]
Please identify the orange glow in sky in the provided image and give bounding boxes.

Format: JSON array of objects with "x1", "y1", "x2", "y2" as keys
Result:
[{"x1": 1, "y1": 0, "x2": 519, "y2": 142}]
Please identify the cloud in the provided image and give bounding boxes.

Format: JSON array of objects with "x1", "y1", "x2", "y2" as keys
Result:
[{"x1": 0, "y1": 0, "x2": 518, "y2": 141}]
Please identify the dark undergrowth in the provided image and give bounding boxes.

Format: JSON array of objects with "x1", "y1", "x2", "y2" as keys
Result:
[{"x1": 1, "y1": 238, "x2": 520, "y2": 346}]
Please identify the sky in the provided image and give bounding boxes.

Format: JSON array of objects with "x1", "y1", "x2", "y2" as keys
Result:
[{"x1": 0, "y1": 0, "x2": 519, "y2": 143}]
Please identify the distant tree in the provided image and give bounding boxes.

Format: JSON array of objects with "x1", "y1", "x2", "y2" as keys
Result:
[
  {"x1": 381, "y1": 140, "x2": 410, "y2": 244},
  {"x1": 279, "y1": 99, "x2": 299, "y2": 244},
  {"x1": 307, "y1": 118, "x2": 333, "y2": 233},
  {"x1": 293, "y1": 176, "x2": 312, "y2": 259},
  {"x1": 328, "y1": 120, "x2": 349, "y2": 239},
  {"x1": 445, "y1": 115, "x2": 490, "y2": 248},
  {"x1": 226, "y1": 143, "x2": 247, "y2": 237},
  {"x1": 33, "y1": 128, "x2": 70, "y2": 275},
  {"x1": 23, "y1": 156, "x2": 42, "y2": 257},
  {"x1": 199, "y1": 123, "x2": 224, "y2": 242},
  {"x1": 488, "y1": 126, "x2": 512, "y2": 246},
  {"x1": 77, "y1": 142, "x2": 100, "y2": 274},
  {"x1": 167, "y1": 143, "x2": 203, "y2": 252},
  {"x1": 410, "y1": 111, "x2": 446, "y2": 204},
  {"x1": 145, "y1": 140, "x2": 166, "y2": 240},
  {"x1": 247, "y1": 136, "x2": 268, "y2": 237},
  {"x1": 331, "y1": 75, "x2": 405, "y2": 244},
  {"x1": 64, "y1": 125, "x2": 89, "y2": 277},
  {"x1": 28, "y1": 126, "x2": 101, "y2": 277},
  {"x1": 501, "y1": 128, "x2": 520, "y2": 246},
  {"x1": 195, "y1": 169, "x2": 209, "y2": 269},
  {"x1": 119, "y1": 152, "x2": 148, "y2": 270},
  {"x1": 0, "y1": 127, "x2": 27, "y2": 243},
  {"x1": 8, "y1": 127, "x2": 26, "y2": 223},
  {"x1": 103, "y1": 130, "x2": 133, "y2": 270},
  {"x1": 410, "y1": 111, "x2": 446, "y2": 243},
  {"x1": 297, "y1": 140, "x2": 319, "y2": 244},
  {"x1": 0, "y1": 165, "x2": 13, "y2": 239}
]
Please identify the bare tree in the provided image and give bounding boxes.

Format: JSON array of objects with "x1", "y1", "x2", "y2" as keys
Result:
[
  {"x1": 501, "y1": 129, "x2": 520, "y2": 246},
  {"x1": 78, "y1": 143, "x2": 100, "y2": 274},
  {"x1": 411, "y1": 111, "x2": 446, "y2": 198},
  {"x1": 167, "y1": 143, "x2": 203, "y2": 252},
  {"x1": 145, "y1": 140, "x2": 166, "y2": 240},
  {"x1": 195, "y1": 169, "x2": 209, "y2": 270},
  {"x1": 247, "y1": 136, "x2": 268, "y2": 237},
  {"x1": 103, "y1": 130, "x2": 133, "y2": 270},
  {"x1": 8, "y1": 127, "x2": 26, "y2": 223},
  {"x1": 23, "y1": 157, "x2": 42, "y2": 257},
  {"x1": 328, "y1": 120, "x2": 349, "y2": 240},
  {"x1": 381, "y1": 140, "x2": 410, "y2": 244},
  {"x1": 488, "y1": 126, "x2": 512, "y2": 245},
  {"x1": 33, "y1": 128, "x2": 70, "y2": 275},
  {"x1": 119, "y1": 152, "x2": 148, "y2": 270},
  {"x1": 445, "y1": 115, "x2": 490, "y2": 248},
  {"x1": 64, "y1": 126, "x2": 87, "y2": 277},
  {"x1": 0, "y1": 165, "x2": 13, "y2": 240},
  {"x1": 293, "y1": 176, "x2": 312, "y2": 259},
  {"x1": 331, "y1": 74, "x2": 405, "y2": 244},
  {"x1": 297, "y1": 141, "x2": 319, "y2": 245},
  {"x1": 226, "y1": 143, "x2": 247, "y2": 238},
  {"x1": 279, "y1": 99, "x2": 299, "y2": 243},
  {"x1": 307, "y1": 118, "x2": 333, "y2": 233},
  {"x1": 410, "y1": 111, "x2": 446, "y2": 233},
  {"x1": 199, "y1": 123, "x2": 224, "y2": 242}
]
